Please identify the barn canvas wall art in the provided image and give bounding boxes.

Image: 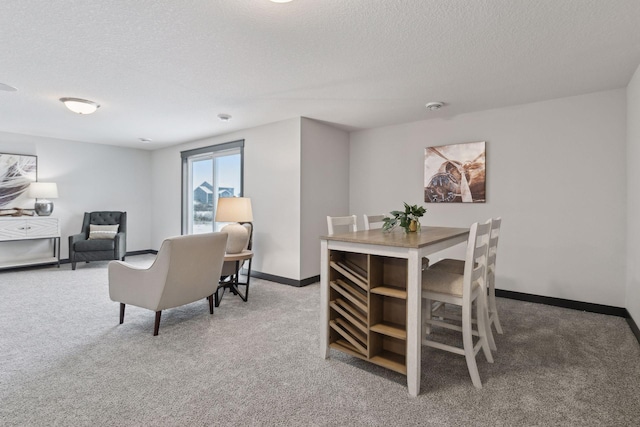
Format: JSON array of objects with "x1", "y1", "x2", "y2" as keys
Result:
[
  {"x1": 0, "y1": 153, "x2": 37, "y2": 209},
  {"x1": 424, "y1": 141, "x2": 486, "y2": 203}
]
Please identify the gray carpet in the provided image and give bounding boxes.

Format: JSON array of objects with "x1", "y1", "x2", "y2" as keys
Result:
[{"x1": 1, "y1": 255, "x2": 639, "y2": 426}]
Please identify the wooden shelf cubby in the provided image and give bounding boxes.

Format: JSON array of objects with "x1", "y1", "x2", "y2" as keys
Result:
[{"x1": 327, "y1": 250, "x2": 408, "y2": 375}]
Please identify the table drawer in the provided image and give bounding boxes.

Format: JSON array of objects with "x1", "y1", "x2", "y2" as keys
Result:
[
  {"x1": 25, "y1": 218, "x2": 59, "y2": 238},
  {"x1": 0, "y1": 217, "x2": 59, "y2": 241}
]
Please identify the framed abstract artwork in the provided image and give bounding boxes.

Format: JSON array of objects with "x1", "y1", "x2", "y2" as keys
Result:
[
  {"x1": 0, "y1": 153, "x2": 37, "y2": 209},
  {"x1": 424, "y1": 141, "x2": 486, "y2": 203}
]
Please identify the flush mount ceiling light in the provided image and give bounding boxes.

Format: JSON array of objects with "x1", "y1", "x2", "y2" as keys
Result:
[
  {"x1": 270, "y1": 0, "x2": 293, "y2": 3},
  {"x1": 0, "y1": 82, "x2": 18, "y2": 92},
  {"x1": 425, "y1": 101, "x2": 445, "y2": 111},
  {"x1": 217, "y1": 113, "x2": 232, "y2": 122},
  {"x1": 139, "y1": 138, "x2": 152, "y2": 144},
  {"x1": 59, "y1": 97, "x2": 100, "y2": 114}
]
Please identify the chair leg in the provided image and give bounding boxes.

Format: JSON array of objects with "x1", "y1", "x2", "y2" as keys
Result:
[
  {"x1": 153, "y1": 311, "x2": 162, "y2": 336},
  {"x1": 208, "y1": 295, "x2": 214, "y2": 314},
  {"x1": 486, "y1": 316, "x2": 497, "y2": 353},
  {"x1": 489, "y1": 279, "x2": 503, "y2": 334},
  {"x1": 424, "y1": 298, "x2": 432, "y2": 335},
  {"x1": 477, "y1": 292, "x2": 495, "y2": 362},
  {"x1": 480, "y1": 291, "x2": 497, "y2": 352},
  {"x1": 119, "y1": 303, "x2": 125, "y2": 324},
  {"x1": 72, "y1": 262, "x2": 76, "y2": 270},
  {"x1": 421, "y1": 298, "x2": 427, "y2": 343},
  {"x1": 462, "y1": 301, "x2": 483, "y2": 389},
  {"x1": 491, "y1": 311, "x2": 503, "y2": 335}
]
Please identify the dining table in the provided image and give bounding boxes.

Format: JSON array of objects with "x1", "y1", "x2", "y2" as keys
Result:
[{"x1": 319, "y1": 226, "x2": 469, "y2": 396}]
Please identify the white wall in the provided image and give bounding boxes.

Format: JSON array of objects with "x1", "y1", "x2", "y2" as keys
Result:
[
  {"x1": 0, "y1": 132, "x2": 151, "y2": 261},
  {"x1": 151, "y1": 118, "x2": 303, "y2": 280},
  {"x1": 350, "y1": 90, "x2": 627, "y2": 307},
  {"x1": 0, "y1": 87, "x2": 632, "y2": 307},
  {"x1": 300, "y1": 118, "x2": 350, "y2": 279},
  {"x1": 627, "y1": 65, "x2": 640, "y2": 323}
]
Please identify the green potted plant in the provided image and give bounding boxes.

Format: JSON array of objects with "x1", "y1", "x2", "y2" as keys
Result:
[{"x1": 382, "y1": 202, "x2": 427, "y2": 233}]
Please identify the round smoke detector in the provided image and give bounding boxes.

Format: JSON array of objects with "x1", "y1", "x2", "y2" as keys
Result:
[{"x1": 425, "y1": 101, "x2": 444, "y2": 111}]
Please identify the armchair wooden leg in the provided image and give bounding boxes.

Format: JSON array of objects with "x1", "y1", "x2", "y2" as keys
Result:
[
  {"x1": 72, "y1": 262, "x2": 76, "y2": 270},
  {"x1": 208, "y1": 295, "x2": 214, "y2": 314},
  {"x1": 153, "y1": 311, "x2": 162, "y2": 336},
  {"x1": 120, "y1": 303, "x2": 125, "y2": 324}
]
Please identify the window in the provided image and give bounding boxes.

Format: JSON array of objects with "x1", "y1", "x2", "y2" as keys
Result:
[{"x1": 181, "y1": 140, "x2": 244, "y2": 235}]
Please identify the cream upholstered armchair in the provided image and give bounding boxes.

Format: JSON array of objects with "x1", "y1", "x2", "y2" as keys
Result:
[{"x1": 108, "y1": 232, "x2": 228, "y2": 336}]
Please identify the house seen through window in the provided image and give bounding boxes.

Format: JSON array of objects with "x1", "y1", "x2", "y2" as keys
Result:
[{"x1": 181, "y1": 140, "x2": 244, "y2": 235}]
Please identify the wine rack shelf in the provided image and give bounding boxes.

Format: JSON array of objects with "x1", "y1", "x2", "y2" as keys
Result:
[{"x1": 327, "y1": 251, "x2": 408, "y2": 375}]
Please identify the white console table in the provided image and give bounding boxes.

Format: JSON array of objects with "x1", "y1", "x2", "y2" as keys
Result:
[{"x1": 0, "y1": 217, "x2": 61, "y2": 270}]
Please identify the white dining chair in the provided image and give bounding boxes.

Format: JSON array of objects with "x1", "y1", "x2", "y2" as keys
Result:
[
  {"x1": 421, "y1": 221, "x2": 493, "y2": 389},
  {"x1": 326, "y1": 215, "x2": 357, "y2": 235},
  {"x1": 363, "y1": 214, "x2": 385, "y2": 230},
  {"x1": 429, "y1": 218, "x2": 503, "y2": 336},
  {"x1": 486, "y1": 218, "x2": 503, "y2": 334}
]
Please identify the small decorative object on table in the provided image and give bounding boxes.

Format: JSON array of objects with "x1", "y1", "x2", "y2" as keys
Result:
[
  {"x1": 382, "y1": 202, "x2": 427, "y2": 233},
  {"x1": 0, "y1": 208, "x2": 35, "y2": 217}
]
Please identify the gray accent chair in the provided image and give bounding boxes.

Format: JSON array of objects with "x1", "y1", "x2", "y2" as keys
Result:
[
  {"x1": 108, "y1": 232, "x2": 228, "y2": 336},
  {"x1": 69, "y1": 211, "x2": 127, "y2": 270}
]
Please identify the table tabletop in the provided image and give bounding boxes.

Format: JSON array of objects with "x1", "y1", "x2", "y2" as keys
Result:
[
  {"x1": 321, "y1": 226, "x2": 469, "y2": 249},
  {"x1": 223, "y1": 250, "x2": 253, "y2": 262}
]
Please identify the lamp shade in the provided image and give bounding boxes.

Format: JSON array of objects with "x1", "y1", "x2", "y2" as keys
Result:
[
  {"x1": 28, "y1": 182, "x2": 58, "y2": 199},
  {"x1": 215, "y1": 197, "x2": 253, "y2": 222}
]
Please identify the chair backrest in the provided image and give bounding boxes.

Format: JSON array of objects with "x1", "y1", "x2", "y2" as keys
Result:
[
  {"x1": 462, "y1": 222, "x2": 491, "y2": 302},
  {"x1": 327, "y1": 215, "x2": 357, "y2": 234},
  {"x1": 487, "y1": 217, "x2": 501, "y2": 282},
  {"x1": 82, "y1": 211, "x2": 127, "y2": 236},
  {"x1": 363, "y1": 214, "x2": 385, "y2": 230},
  {"x1": 154, "y1": 232, "x2": 228, "y2": 310}
]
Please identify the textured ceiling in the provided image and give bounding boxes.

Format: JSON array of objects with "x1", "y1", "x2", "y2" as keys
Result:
[{"x1": 1, "y1": 0, "x2": 639, "y2": 150}]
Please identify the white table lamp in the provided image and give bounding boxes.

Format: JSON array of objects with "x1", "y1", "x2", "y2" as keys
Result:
[
  {"x1": 215, "y1": 197, "x2": 253, "y2": 254},
  {"x1": 28, "y1": 182, "x2": 58, "y2": 216}
]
